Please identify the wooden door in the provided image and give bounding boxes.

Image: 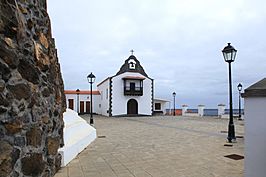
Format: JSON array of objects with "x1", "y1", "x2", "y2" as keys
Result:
[
  {"x1": 68, "y1": 99, "x2": 74, "y2": 110},
  {"x1": 86, "y1": 101, "x2": 90, "y2": 113},
  {"x1": 80, "y1": 101, "x2": 84, "y2": 113},
  {"x1": 127, "y1": 99, "x2": 138, "y2": 115}
]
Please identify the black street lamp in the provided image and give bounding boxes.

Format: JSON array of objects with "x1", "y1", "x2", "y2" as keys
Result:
[
  {"x1": 76, "y1": 89, "x2": 80, "y2": 114},
  {"x1": 237, "y1": 83, "x2": 243, "y2": 120},
  {"x1": 222, "y1": 43, "x2": 237, "y2": 143},
  {"x1": 87, "y1": 72, "x2": 96, "y2": 125},
  {"x1": 172, "y1": 92, "x2": 176, "y2": 116}
]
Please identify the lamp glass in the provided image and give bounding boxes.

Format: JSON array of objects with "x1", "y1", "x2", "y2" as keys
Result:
[
  {"x1": 237, "y1": 83, "x2": 242, "y2": 91},
  {"x1": 222, "y1": 43, "x2": 237, "y2": 63},
  {"x1": 87, "y1": 72, "x2": 96, "y2": 84}
]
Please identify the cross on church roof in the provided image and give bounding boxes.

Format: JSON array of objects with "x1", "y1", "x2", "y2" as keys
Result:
[{"x1": 130, "y1": 49, "x2": 134, "y2": 55}]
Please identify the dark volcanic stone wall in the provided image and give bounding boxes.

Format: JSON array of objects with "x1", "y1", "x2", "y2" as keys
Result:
[{"x1": 0, "y1": 0, "x2": 66, "y2": 176}]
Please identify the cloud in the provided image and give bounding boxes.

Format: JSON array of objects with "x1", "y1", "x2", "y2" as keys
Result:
[{"x1": 47, "y1": 0, "x2": 266, "y2": 107}]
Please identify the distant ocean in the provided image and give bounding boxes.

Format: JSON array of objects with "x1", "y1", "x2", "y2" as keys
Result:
[
  {"x1": 166, "y1": 109, "x2": 244, "y2": 116},
  {"x1": 188, "y1": 109, "x2": 244, "y2": 116}
]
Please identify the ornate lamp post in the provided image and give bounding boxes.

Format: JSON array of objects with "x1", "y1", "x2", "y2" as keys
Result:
[
  {"x1": 87, "y1": 72, "x2": 96, "y2": 125},
  {"x1": 76, "y1": 89, "x2": 80, "y2": 114},
  {"x1": 237, "y1": 83, "x2": 243, "y2": 120},
  {"x1": 172, "y1": 92, "x2": 176, "y2": 116},
  {"x1": 222, "y1": 43, "x2": 237, "y2": 143}
]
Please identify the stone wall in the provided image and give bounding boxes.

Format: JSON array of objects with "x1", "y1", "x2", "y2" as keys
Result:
[{"x1": 0, "y1": 0, "x2": 66, "y2": 176}]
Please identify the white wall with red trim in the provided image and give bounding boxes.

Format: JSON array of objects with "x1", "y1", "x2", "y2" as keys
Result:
[{"x1": 65, "y1": 93, "x2": 101, "y2": 114}]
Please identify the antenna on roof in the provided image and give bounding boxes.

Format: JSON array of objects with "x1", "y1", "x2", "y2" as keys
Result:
[{"x1": 130, "y1": 49, "x2": 134, "y2": 55}]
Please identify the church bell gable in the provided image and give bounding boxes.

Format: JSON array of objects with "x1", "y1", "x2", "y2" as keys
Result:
[{"x1": 116, "y1": 55, "x2": 148, "y2": 77}]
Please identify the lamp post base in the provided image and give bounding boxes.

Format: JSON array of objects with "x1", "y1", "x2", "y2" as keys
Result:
[
  {"x1": 227, "y1": 138, "x2": 237, "y2": 143},
  {"x1": 227, "y1": 124, "x2": 236, "y2": 143},
  {"x1": 90, "y1": 118, "x2": 94, "y2": 125}
]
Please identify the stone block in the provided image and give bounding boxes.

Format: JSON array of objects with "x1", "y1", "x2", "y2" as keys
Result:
[
  {"x1": 26, "y1": 127, "x2": 42, "y2": 147},
  {"x1": 42, "y1": 115, "x2": 50, "y2": 124},
  {"x1": 39, "y1": 32, "x2": 49, "y2": 49},
  {"x1": 14, "y1": 136, "x2": 25, "y2": 147},
  {"x1": 7, "y1": 83, "x2": 31, "y2": 100},
  {"x1": 0, "y1": 93, "x2": 9, "y2": 107},
  {"x1": 17, "y1": 59, "x2": 39, "y2": 84},
  {"x1": 21, "y1": 153, "x2": 45, "y2": 176},
  {"x1": 0, "y1": 80, "x2": 5, "y2": 92},
  {"x1": 0, "y1": 60, "x2": 11, "y2": 81},
  {"x1": 4, "y1": 119, "x2": 23, "y2": 134},
  {"x1": 42, "y1": 86, "x2": 50, "y2": 97},
  {"x1": 0, "y1": 106, "x2": 7, "y2": 113},
  {"x1": 47, "y1": 137, "x2": 60, "y2": 155},
  {"x1": 0, "y1": 141, "x2": 13, "y2": 177}
]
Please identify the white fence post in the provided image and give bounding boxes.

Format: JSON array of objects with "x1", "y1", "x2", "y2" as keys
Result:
[
  {"x1": 218, "y1": 104, "x2": 226, "y2": 118},
  {"x1": 182, "y1": 105, "x2": 188, "y2": 116},
  {"x1": 198, "y1": 105, "x2": 205, "y2": 117}
]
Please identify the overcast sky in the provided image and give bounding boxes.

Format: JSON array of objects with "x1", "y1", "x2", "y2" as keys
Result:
[{"x1": 47, "y1": 0, "x2": 266, "y2": 108}]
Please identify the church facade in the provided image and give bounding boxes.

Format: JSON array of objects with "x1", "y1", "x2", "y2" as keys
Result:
[
  {"x1": 98, "y1": 54, "x2": 154, "y2": 116},
  {"x1": 65, "y1": 53, "x2": 169, "y2": 116}
]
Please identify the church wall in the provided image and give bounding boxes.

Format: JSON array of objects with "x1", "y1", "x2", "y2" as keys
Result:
[
  {"x1": 141, "y1": 77, "x2": 153, "y2": 115},
  {"x1": 112, "y1": 72, "x2": 152, "y2": 116},
  {"x1": 97, "y1": 79, "x2": 110, "y2": 116}
]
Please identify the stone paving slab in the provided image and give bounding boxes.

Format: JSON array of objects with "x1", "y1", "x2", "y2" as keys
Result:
[{"x1": 55, "y1": 115, "x2": 244, "y2": 177}]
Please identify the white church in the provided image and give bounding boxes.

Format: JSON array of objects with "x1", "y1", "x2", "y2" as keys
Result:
[{"x1": 65, "y1": 53, "x2": 169, "y2": 116}]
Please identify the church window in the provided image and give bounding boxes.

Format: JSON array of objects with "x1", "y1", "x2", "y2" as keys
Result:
[
  {"x1": 106, "y1": 88, "x2": 108, "y2": 99},
  {"x1": 155, "y1": 103, "x2": 161, "y2": 110},
  {"x1": 130, "y1": 82, "x2": 135, "y2": 91},
  {"x1": 128, "y1": 59, "x2": 136, "y2": 69}
]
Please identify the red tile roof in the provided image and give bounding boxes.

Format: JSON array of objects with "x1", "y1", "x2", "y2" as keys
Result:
[{"x1": 64, "y1": 90, "x2": 100, "y2": 95}]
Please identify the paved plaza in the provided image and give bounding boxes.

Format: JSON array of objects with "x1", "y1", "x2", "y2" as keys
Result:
[{"x1": 55, "y1": 115, "x2": 244, "y2": 177}]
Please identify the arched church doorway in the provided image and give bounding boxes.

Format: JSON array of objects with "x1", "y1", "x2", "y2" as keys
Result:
[{"x1": 127, "y1": 99, "x2": 138, "y2": 115}]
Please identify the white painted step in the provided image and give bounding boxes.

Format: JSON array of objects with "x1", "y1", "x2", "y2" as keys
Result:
[{"x1": 58, "y1": 109, "x2": 96, "y2": 166}]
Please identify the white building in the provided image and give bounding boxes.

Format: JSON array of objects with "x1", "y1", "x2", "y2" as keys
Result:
[
  {"x1": 64, "y1": 90, "x2": 101, "y2": 114},
  {"x1": 242, "y1": 78, "x2": 266, "y2": 177},
  {"x1": 97, "y1": 54, "x2": 154, "y2": 116},
  {"x1": 153, "y1": 98, "x2": 170, "y2": 115},
  {"x1": 65, "y1": 54, "x2": 169, "y2": 116}
]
